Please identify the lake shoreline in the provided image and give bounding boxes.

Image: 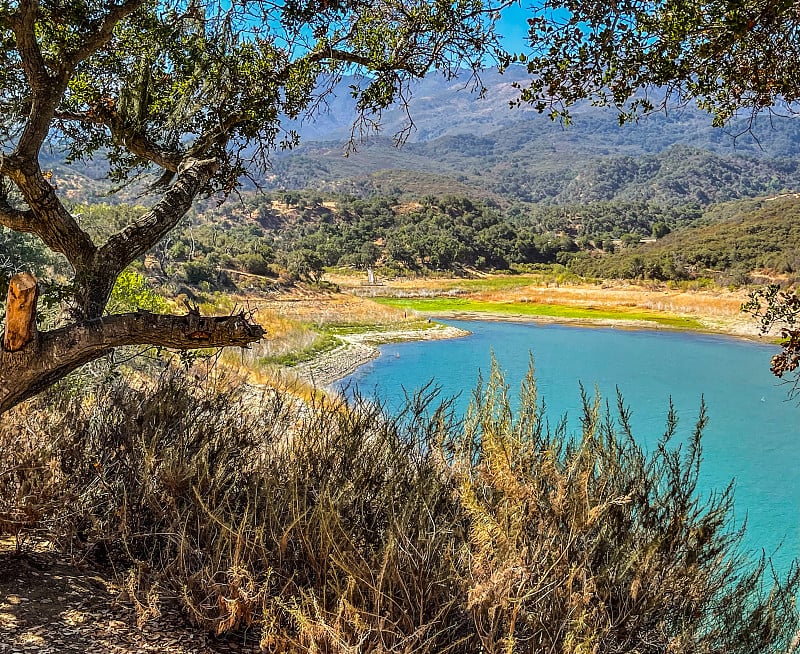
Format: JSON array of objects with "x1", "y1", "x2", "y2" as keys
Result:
[
  {"x1": 289, "y1": 322, "x2": 471, "y2": 388},
  {"x1": 289, "y1": 308, "x2": 774, "y2": 388}
]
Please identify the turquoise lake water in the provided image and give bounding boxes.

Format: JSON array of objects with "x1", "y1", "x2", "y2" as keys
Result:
[{"x1": 339, "y1": 319, "x2": 800, "y2": 570}]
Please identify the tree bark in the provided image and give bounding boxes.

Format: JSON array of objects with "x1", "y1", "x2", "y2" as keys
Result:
[
  {"x1": 0, "y1": 309, "x2": 264, "y2": 414},
  {"x1": 3, "y1": 272, "x2": 38, "y2": 352}
]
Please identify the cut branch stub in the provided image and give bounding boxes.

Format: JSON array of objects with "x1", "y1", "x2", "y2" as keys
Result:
[
  {"x1": 3, "y1": 272, "x2": 38, "y2": 352},
  {"x1": 0, "y1": 309, "x2": 265, "y2": 414}
]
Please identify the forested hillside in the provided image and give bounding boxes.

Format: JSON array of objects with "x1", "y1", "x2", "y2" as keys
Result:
[
  {"x1": 7, "y1": 188, "x2": 799, "y2": 305},
  {"x1": 570, "y1": 195, "x2": 800, "y2": 282},
  {"x1": 84, "y1": 191, "x2": 797, "y2": 292},
  {"x1": 268, "y1": 137, "x2": 800, "y2": 207},
  {"x1": 219, "y1": 68, "x2": 800, "y2": 287},
  {"x1": 8, "y1": 68, "x2": 800, "y2": 298}
]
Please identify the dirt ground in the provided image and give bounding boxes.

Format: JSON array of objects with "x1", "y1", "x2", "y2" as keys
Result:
[{"x1": 0, "y1": 544, "x2": 262, "y2": 654}]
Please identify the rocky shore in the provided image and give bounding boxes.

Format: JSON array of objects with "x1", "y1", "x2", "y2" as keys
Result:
[{"x1": 284, "y1": 303, "x2": 771, "y2": 391}]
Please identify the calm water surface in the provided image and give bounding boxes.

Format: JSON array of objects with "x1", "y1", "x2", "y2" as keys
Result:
[{"x1": 340, "y1": 320, "x2": 800, "y2": 569}]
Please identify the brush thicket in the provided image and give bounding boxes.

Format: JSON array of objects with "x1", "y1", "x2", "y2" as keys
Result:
[{"x1": 1, "y1": 361, "x2": 797, "y2": 653}]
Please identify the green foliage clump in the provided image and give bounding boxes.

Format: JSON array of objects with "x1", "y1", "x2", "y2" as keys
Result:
[
  {"x1": 107, "y1": 269, "x2": 169, "y2": 314},
  {"x1": 517, "y1": 0, "x2": 800, "y2": 126},
  {"x1": 743, "y1": 284, "x2": 800, "y2": 396},
  {"x1": 244, "y1": 193, "x2": 583, "y2": 275},
  {"x1": 0, "y1": 227, "x2": 58, "y2": 297},
  {"x1": 259, "y1": 330, "x2": 341, "y2": 367},
  {"x1": 1, "y1": 364, "x2": 797, "y2": 652}
]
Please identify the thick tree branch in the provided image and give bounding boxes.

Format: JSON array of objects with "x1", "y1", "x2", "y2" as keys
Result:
[
  {"x1": 57, "y1": 158, "x2": 218, "y2": 319},
  {"x1": 12, "y1": 1, "x2": 49, "y2": 93},
  {"x1": 0, "y1": 309, "x2": 264, "y2": 414},
  {"x1": 12, "y1": 1, "x2": 147, "y2": 160},
  {"x1": 115, "y1": 125, "x2": 183, "y2": 172},
  {"x1": 16, "y1": 90, "x2": 66, "y2": 160},
  {"x1": 98, "y1": 157, "x2": 218, "y2": 269},
  {"x1": 310, "y1": 48, "x2": 374, "y2": 70},
  {"x1": 3, "y1": 272, "x2": 38, "y2": 352},
  {"x1": 54, "y1": 110, "x2": 183, "y2": 172},
  {"x1": 0, "y1": 193, "x2": 35, "y2": 233},
  {"x1": 186, "y1": 116, "x2": 245, "y2": 161},
  {"x1": 8, "y1": 165, "x2": 97, "y2": 270},
  {"x1": 65, "y1": 1, "x2": 146, "y2": 69},
  {"x1": 10, "y1": 0, "x2": 66, "y2": 159},
  {"x1": 0, "y1": 152, "x2": 12, "y2": 176}
]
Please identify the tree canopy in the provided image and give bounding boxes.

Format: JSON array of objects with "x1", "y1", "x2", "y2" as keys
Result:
[
  {"x1": 514, "y1": 0, "x2": 800, "y2": 389},
  {"x1": 0, "y1": 0, "x2": 503, "y2": 412},
  {"x1": 513, "y1": 0, "x2": 800, "y2": 126}
]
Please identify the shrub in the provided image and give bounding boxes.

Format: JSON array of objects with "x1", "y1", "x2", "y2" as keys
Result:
[
  {"x1": 182, "y1": 260, "x2": 216, "y2": 285},
  {"x1": 1, "y1": 364, "x2": 797, "y2": 652},
  {"x1": 107, "y1": 269, "x2": 170, "y2": 314},
  {"x1": 456, "y1": 360, "x2": 799, "y2": 653}
]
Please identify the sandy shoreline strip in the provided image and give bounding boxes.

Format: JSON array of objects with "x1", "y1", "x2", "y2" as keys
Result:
[{"x1": 291, "y1": 323, "x2": 469, "y2": 388}]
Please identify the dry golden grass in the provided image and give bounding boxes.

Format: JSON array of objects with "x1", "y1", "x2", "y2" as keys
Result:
[
  {"x1": 333, "y1": 273, "x2": 758, "y2": 334},
  {"x1": 254, "y1": 289, "x2": 409, "y2": 326},
  {"x1": 478, "y1": 284, "x2": 748, "y2": 318},
  {"x1": 215, "y1": 286, "x2": 422, "y2": 390},
  {"x1": 5, "y1": 366, "x2": 798, "y2": 652}
]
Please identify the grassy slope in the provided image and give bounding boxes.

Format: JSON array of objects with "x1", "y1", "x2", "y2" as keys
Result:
[{"x1": 600, "y1": 194, "x2": 800, "y2": 276}]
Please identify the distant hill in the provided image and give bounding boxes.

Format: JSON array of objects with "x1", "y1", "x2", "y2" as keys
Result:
[
  {"x1": 269, "y1": 67, "x2": 800, "y2": 206},
  {"x1": 287, "y1": 67, "x2": 800, "y2": 156},
  {"x1": 30, "y1": 65, "x2": 800, "y2": 291},
  {"x1": 268, "y1": 139, "x2": 800, "y2": 207},
  {"x1": 35, "y1": 66, "x2": 800, "y2": 211}
]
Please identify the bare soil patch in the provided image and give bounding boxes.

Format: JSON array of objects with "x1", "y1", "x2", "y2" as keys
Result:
[{"x1": 0, "y1": 543, "x2": 261, "y2": 653}]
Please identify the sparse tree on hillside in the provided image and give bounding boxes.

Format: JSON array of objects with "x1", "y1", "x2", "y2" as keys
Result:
[
  {"x1": 652, "y1": 221, "x2": 670, "y2": 239},
  {"x1": 0, "y1": 0, "x2": 503, "y2": 413},
  {"x1": 285, "y1": 248, "x2": 324, "y2": 285}
]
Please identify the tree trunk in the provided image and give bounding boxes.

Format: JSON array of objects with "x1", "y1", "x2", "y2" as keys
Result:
[
  {"x1": 3, "y1": 272, "x2": 38, "y2": 352},
  {"x1": 0, "y1": 309, "x2": 264, "y2": 414}
]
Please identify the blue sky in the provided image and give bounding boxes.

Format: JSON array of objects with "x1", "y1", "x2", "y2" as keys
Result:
[{"x1": 496, "y1": 3, "x2": 531, "y2": 55}]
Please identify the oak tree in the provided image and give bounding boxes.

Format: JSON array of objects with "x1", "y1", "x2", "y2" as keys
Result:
[{"x1": 0, "y1": 0, "x2": 501, "y2": 413}]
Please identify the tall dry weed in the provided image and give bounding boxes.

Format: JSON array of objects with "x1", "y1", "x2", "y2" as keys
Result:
[{"x1": 455, "y1": 357, "x2": 799, "y2": 653}]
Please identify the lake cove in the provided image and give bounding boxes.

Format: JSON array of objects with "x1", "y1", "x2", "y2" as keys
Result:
[{"x1": 339, "y1": 319, "x2": 800, "y2": 571}]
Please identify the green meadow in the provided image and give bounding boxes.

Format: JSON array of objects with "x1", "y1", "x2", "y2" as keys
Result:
[{"x1": 373, "y1": 297, "x2": 705, "y2": 330}]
